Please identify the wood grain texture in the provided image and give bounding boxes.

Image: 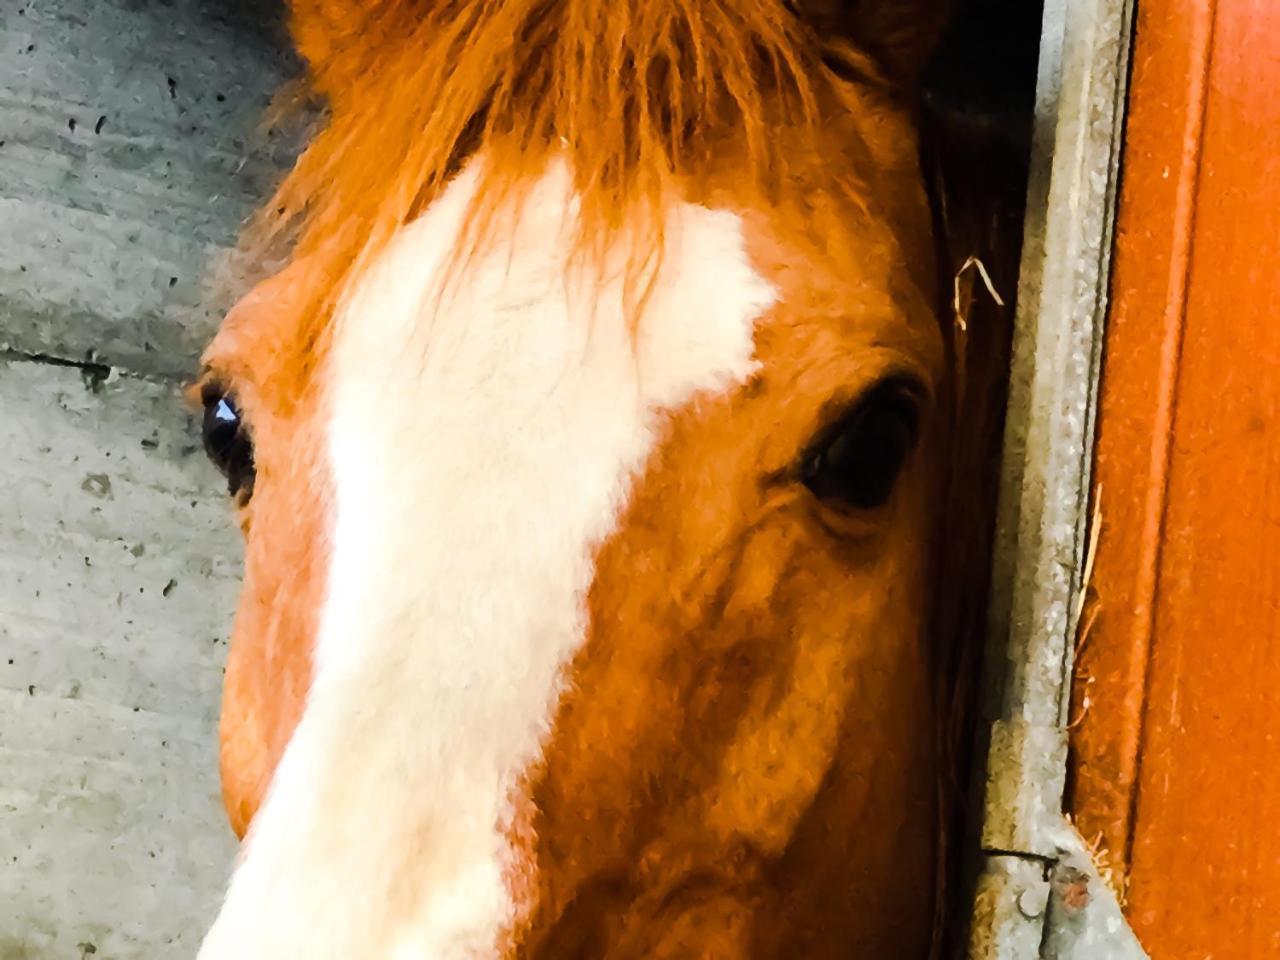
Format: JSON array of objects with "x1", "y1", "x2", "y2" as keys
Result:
[
  {"x1": 1069, "y1": 0, "x2": 1280, "y2": 953},
  {"x1": 1067, "y1": 0, "x2": 1217, "y2": 881}
]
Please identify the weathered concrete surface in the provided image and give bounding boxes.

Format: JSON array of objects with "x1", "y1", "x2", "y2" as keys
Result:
[
  {"x1": 0, "y1": 0, "x2": 299, "y2": 379},
  {"x1": 0, "y1": 359, "x2": 243, "y2": 957},
  {"x1": 1, "y1": 1, "x2": 298, "y2": 955}
]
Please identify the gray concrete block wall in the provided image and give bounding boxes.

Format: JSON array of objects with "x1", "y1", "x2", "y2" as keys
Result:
[
  {"x1": 0, "y1": 0, "x2": 298, "y2": 378},
  {"x1": 1, "y1": 2, "x2": 298, "y2": 956},
  {"x1": 0, "y1": 364, "x2": 241, "y2": 959}
]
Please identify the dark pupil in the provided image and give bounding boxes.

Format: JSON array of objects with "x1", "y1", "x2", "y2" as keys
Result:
[
  {"x1": 202, "y1": 391, "x2": 255, "y2": 500},
  {"x1": 802, "y1": 384, "x2": 920, "y2": 510}
]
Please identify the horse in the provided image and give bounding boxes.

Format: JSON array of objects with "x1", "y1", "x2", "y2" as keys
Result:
[{"x1": 192, "y1": 0, "x2": 1014, "y2": 955}]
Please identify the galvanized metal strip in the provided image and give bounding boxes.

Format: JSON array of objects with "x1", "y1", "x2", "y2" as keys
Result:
[
  {"x1": 1041, "y1": 822, "x2": 1148, "y2": 960},
  {"x1": 967, "y1": 0, "x2": 1144, "y2": 954}
]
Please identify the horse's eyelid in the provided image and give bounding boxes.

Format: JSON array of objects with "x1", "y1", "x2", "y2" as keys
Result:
[
  {"x1": 812, "y1": 373, "x2": 928, "y2": 442},
  {"x1": 181, "y1": 376, "x2": 211, "y2": 410},
  {"x1": 875, "y1": 370, "x2": 931, "y2": 407},
  {"x1": 194, "y1": 373, "x2": 238, "y2": 408}
]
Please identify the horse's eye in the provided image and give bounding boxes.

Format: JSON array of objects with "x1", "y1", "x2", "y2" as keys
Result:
[
  {"x1": 201, "y1": 386, "x2": 255, "y2": 501},
  {"x1": 800, "y1": 380, "x2": 921, "y2": 510}
]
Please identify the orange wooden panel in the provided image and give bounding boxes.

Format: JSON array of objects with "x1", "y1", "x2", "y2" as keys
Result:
[{"x1": 1069, "y1": 0, "x2": 1280, "y2": 954}]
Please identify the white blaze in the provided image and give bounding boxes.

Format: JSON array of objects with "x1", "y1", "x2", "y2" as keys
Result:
[{"x1": 199, "y1": 158, "x2": 775, "y2": 959}]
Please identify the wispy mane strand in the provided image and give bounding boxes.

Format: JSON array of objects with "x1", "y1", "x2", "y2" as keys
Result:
[{"x1": 253, "y1": 0, "x2": 870, "y2": 369}]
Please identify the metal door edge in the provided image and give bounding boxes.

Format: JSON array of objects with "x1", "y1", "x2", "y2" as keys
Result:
[{"x1": 966, "y1": 0, "x2": 1145, "y2": 955}]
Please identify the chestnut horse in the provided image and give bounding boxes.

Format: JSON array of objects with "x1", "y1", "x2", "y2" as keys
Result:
[{"x1": 192, "y1": 0, "x2": 997, "y2": 956}]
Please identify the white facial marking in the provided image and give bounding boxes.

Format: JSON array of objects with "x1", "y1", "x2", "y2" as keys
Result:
[{"x1": 199, "y1": 158, "x2": 775, "y2": 959}]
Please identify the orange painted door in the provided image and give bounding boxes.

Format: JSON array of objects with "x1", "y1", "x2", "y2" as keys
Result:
[{"x1": 1068, "y1": 0, "x2": 1280, "y2": 955}]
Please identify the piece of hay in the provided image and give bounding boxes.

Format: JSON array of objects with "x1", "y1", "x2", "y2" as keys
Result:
[{"x1": 952, "y1": 254, "x2": 1005, "y2": 332}]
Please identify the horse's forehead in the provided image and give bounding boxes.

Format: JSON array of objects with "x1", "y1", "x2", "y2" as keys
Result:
[
  {"x1": 332, "y1": 161, "x2": 775, "y2": 402},
  {"x1": 210, "y1": 215, "x2": 936, "y2": 412}
]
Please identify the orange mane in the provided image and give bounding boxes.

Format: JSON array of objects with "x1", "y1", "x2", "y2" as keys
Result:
[{"x1": 252, "y1": 0, "x2": 888, "y2": 392}]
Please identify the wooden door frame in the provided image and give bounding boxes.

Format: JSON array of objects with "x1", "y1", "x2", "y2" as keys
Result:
[{"x1": 1066, "y1": 0, "x2": 1280, "y2": 954}]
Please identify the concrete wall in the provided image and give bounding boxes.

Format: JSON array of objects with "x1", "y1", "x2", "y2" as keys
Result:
[{"x1": 1, "y1": 3, "x2": 296, "y2": 956}]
